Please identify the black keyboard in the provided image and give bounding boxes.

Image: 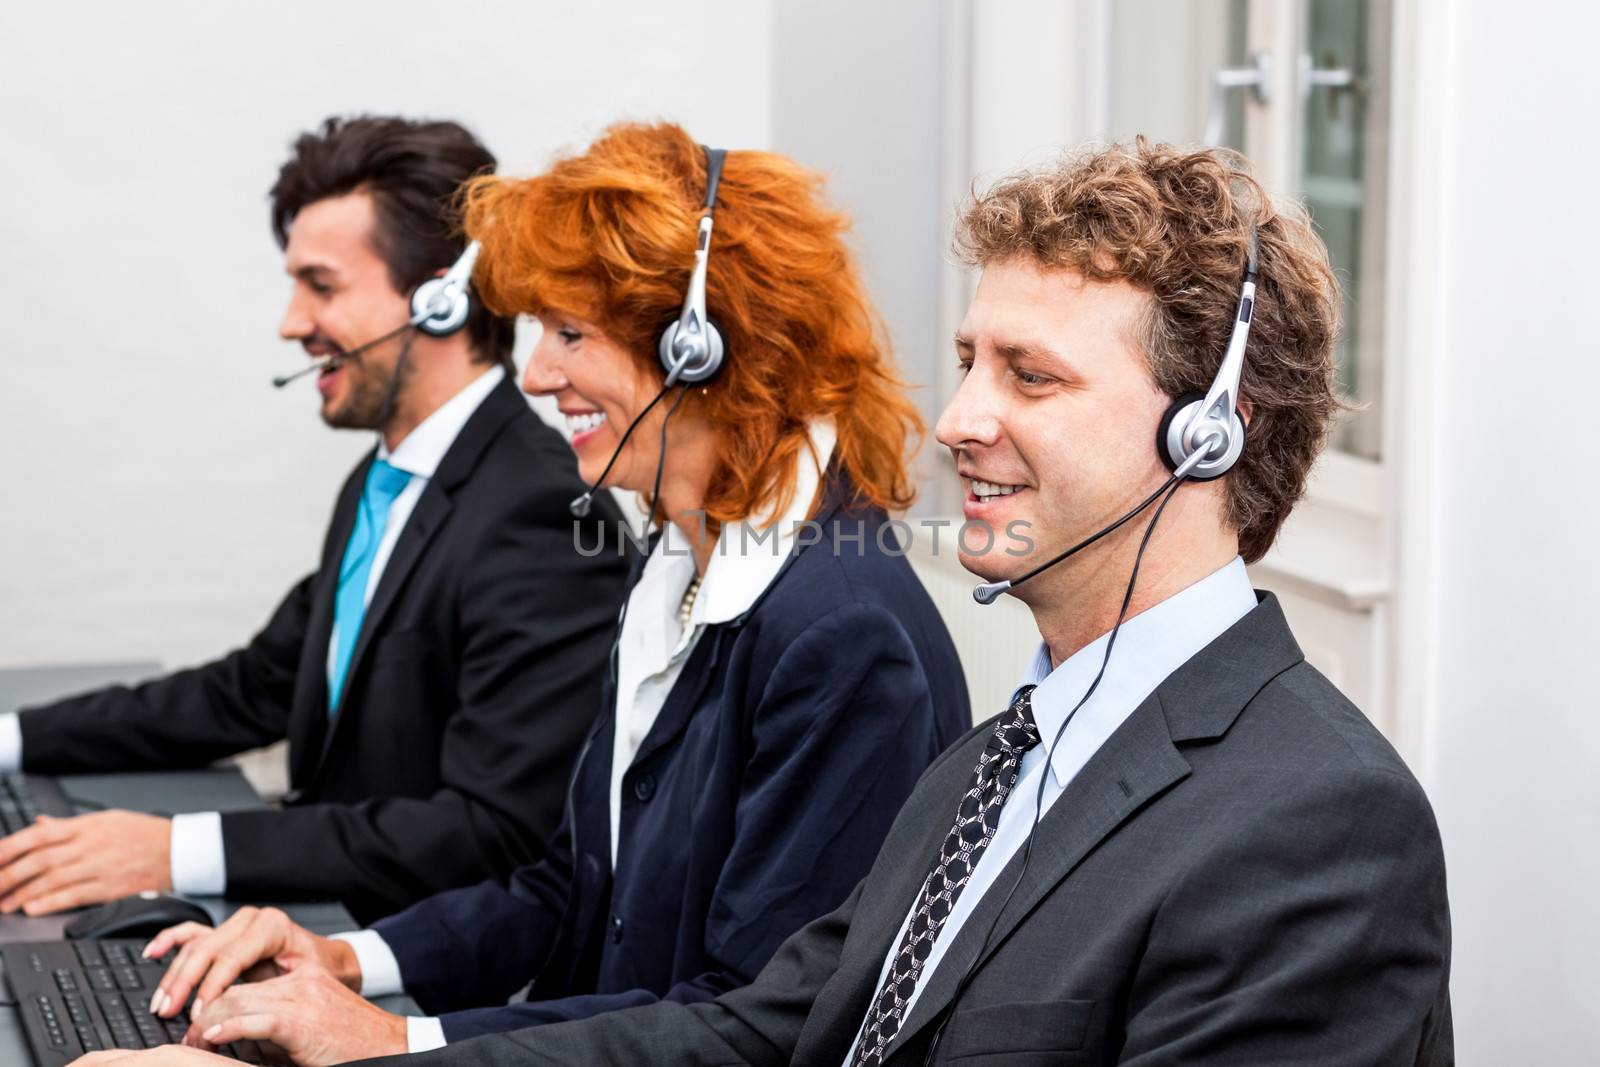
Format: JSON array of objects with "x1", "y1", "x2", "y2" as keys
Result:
[
  {"x1": 2, "y1": 940, "x2": 270, "y2": 1064},
  {"x1": 0, "y1": 773, "x2": 76, "y2": 836}
]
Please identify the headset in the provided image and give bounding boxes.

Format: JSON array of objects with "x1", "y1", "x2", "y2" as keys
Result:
[
  {"x1": 569, "y1": 145, "x2": 728, "y2": 517},
  {"x1": 658, "y1": 147, "x2": 728, "y2": 386},
  {"x1": 271, "y1": 240, "x2": 482, "y2": 388},
  {"x1": 918, "y1": 224, "x2": 1262, "y2": 1065}
]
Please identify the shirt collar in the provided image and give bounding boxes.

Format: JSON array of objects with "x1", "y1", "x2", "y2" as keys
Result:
[
  {"x1": 1016, "y1": 556, "x2": 1257, "y2": 786},
  {"x1": 620, "y1": 522, "x2": 701, "y2": 675},
  {"x1": 630, "y1": 418, "x2": 838, "y2": 633},
  {"x1": 378, "y1": 364, "x2": 505, "y2": 478},
  {"x1": 693, "y1": 419, "x2": 837, "y2": 625}
]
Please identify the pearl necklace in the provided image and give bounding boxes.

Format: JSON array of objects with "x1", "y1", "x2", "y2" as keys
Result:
[{"x1": 678, "y1": 574, "x2": 704, "y2": 630}]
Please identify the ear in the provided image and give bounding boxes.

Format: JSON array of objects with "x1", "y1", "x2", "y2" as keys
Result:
[{"x1": 1237, "y1": 396, "x2": 1254, "y2": 428}]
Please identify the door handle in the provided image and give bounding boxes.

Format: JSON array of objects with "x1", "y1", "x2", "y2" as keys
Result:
[
  {"x1": 1300, "y1": 52, "x2": 1363, "y2": 120},
  {"x1": 1204, "y1": 52, "x2": 1271, "y2": 146}
]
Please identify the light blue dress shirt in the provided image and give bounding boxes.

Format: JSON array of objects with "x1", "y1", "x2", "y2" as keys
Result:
[{"x1": 842, "y1": 556, "x2": 1258, "y2": 1065}]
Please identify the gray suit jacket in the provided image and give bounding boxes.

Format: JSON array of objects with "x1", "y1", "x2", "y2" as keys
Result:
[{"x1": 351, "y1": 594, "x2": 1452, "y2": 1066}]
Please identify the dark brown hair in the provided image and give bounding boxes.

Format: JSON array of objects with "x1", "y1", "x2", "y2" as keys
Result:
[
  {"x1": 270, "y1": 115, "x2": 514, "y2": 369},
  {"x1": 955, "y1": 138, "x2": 1341, "y2": 563},
  {"x1": 462, "y1": 121, "x2": 923, "y2": 526}
]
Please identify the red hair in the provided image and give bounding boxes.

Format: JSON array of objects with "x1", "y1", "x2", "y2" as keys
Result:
[{"x1": 462, "y1": 121, "x2": 921, "y2": 526}]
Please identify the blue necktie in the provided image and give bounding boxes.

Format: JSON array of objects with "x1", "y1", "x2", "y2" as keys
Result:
[{"x1": 329, "y1": 458, "x2": 413, "y2": 712}]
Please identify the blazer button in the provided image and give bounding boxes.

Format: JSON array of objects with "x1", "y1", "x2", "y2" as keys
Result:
[
  {"x1": 611, "y1": 915, "x2": 624, "y2": 944},
  {"x1": 632, "y1": 774, "x2": 656, "y2": 802}
]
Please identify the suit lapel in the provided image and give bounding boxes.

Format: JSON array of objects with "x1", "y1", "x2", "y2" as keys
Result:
[
  {"x1": 794, "y1": 735, "x2": 989, "y2": 1063},
  {"x1": 306, "y1": 376, "x2": 527, "y2": 781},
  {"x1": 627, "y1": 630, "x2": 724, "y2": 770},
  {"x1": 884, "y1": 697, "x2": 1190, "y2": 1059},
  {"x1": 328, "y1": 484, "x2": 453, "y2": 719},
  {"x1": 881, "y1": 594, "x2": 1306, "y2": 1061},
  {"x1": 287, "y1": 459, "x2": 367, "y2": 789},
  {"x1": 309, "y1": 482, "x2": 451, "y2": 777},
  {"x1": 623, "y1": 481, "x2": 852, "y2": 772}
]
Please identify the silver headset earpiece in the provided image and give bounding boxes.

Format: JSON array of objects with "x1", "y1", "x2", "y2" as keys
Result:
[
  {"x1": 410, "y1": 239, "x2": 481, "y2": 338},
  {"x1": 657, "y1": 147, "x2": 727, "y2": 386},
  {"x1": 1157, "y1": 226, "x2": 1259, "y2": 481}
]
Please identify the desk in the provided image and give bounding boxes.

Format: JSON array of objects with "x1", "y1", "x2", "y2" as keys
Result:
[
  {"x1": 0, "y1": 766, "x2": 419, "y2": 1063},
  {"x1": 0, "y1": 664, "x2": 165, "y2": 716}
]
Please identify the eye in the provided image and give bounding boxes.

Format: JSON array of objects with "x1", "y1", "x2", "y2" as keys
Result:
[
  {"x1": 557, "y1": 328, "x2": 582, "y2": 345},
  {"x1": 1013, "y1": 367, "x2": 1053, "y2": 388},
  {"x1": 308, "y1": 280, "x2": 334, "y2": 297},
  {"x1": 955, "y1": 358, "x2": 973, "y2": 376}
]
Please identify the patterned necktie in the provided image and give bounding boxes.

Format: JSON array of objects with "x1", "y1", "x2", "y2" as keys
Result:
[
  {"x1": 328, "y1": 458, "x2": 413, "y2": 712},
  {"x1": 850, "y1": 685, "x2": 1042, "y2": 1066}
]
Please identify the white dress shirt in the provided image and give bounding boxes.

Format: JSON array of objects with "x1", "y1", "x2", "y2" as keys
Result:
[
  {"x1": 841, "y1": 556, "x2": 1257, "y2": 1065},
  {"x1": 0, "y1": 366, "x2": 506, "y2": 909},
  {"x1": 607, "y1": 418, "x2": 835, "y2": 868},
  {"x1": 346, "y1": 418, "x2": 839, "y2": 1053}
]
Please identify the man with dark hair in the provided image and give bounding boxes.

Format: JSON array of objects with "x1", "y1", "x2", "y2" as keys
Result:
[
  {"x1": 98, "y1": 140, "x2": 1451, "y2": 1067},
  {"x1": 0, "y1": 115, "x2": 629, "y2": 923},
  {"x1": 268, "y1": 116, "x2": 516, "y2": 379}
]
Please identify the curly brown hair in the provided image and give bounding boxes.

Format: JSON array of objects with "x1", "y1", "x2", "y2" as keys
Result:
[
  {"x1": 954, "y1": 138, "x2": 1341, "y2": 563},
  {"x1": 461, "y1": 121, "x2": 922, "y2": 528}
]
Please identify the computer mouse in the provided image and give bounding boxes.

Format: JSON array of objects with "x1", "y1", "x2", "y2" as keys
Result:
[{"x1": 63, "y1": 891, "x2": 215, "y2": 941}]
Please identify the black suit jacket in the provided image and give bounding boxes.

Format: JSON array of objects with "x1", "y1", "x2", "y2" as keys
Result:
[
  {"x1": 19, "y1": 377, "x2": 631, "y2": 922},
  {"x1": 360, "y1": 594, "x2": 1452, "y2": 1065}
]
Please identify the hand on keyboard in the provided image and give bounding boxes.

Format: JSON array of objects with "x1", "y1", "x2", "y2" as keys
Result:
[
  {"x1": 0, "y1": 811, "x2": 173, "y2": 915},
  {"x1": 186, "y1": 966, "x2": 407, "y2": 1066},
  {"x1": 146, "y1": 907, "x2": 358, "y2": 1023}
]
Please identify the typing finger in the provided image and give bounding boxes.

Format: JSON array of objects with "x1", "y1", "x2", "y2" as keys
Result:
[
  {"x1": 156, "y1": 911, "x2": 260, "y2": 1016},
  {"x1": 143, "y1": 921, "x2": 213, "y2": 961}
]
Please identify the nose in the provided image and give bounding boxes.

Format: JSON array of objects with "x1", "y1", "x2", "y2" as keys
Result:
[
  {"x1": 936, "y1": 362, "x2": 1004, "y2": 454},
  {"x1": 279, "y1": 287, "x2": 314, "y2": 343},
  {"x1": 522, "y1": 328, "x2": 570, "y2": 397}
]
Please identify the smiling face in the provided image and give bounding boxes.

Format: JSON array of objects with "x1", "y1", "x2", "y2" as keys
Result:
[
  {"x1": 277, "y1": 192, "x2": 414, "y2": 430},
  {"x1": 937, "y1": 258, "x2": 1179, "y2": 592},
  {"x1": 522, "y1": 309, "x2": 685, "y2": 495}
]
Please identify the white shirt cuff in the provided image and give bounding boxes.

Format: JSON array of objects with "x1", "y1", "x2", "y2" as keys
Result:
[
  {"x1": 406, "y1": 1015, "x2": 448, "y2": 1053},
  {"x1": 168, "y1": 812, "x2": 226, "y2": 896},
  {"x1": 330, "y1": 930, "x2": 404, "y2": 997},
  {"x1": 0, "y1": 713, "x2": 22, "y2": 773}
]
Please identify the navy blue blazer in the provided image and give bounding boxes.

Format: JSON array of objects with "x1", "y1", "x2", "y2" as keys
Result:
[{"x1": 372, "y1": 484, "x2": 970, "y2": 1039}]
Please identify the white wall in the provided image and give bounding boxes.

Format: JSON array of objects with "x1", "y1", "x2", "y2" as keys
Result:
[
  {"x1": 0, "y1": 0, "x2": 772, "y2": 668},
  {"x1": 769, "y1": 0, "x2": 950, "y2": 485},
  {"x1": 1420, "y1": 1, "x2": 1600, "y2": 1060}
]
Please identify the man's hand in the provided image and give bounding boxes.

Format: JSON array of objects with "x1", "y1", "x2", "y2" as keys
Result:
[
  {"x1": 146, "y1": 906, "x2": 358, "y2": 1019},
  {"x1": 0, "y1": 811, "x2": 172, "y2": 914},
  {"x1": 71, "y1": 1048, "x2": 234, "y2": 1066},
  {"x1": 186, "y1": 967, "x2": 407, "y2": 1066}
]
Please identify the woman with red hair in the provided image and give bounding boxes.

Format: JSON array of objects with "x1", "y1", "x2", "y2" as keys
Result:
[{"x1": 142, "y1": 122, "x2": 968, "y2": 1063}]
